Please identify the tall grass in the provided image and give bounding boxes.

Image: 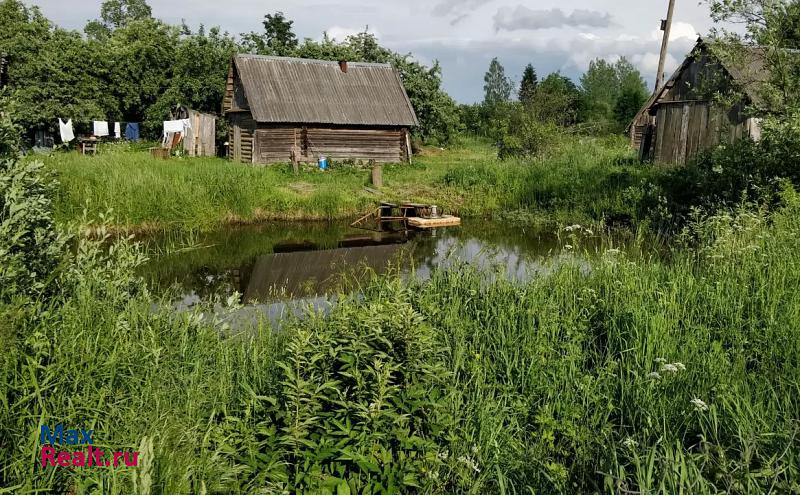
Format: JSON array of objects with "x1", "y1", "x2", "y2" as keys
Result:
[
  {"x1": 2, "y1": 172, "x2": 799, "y2": 492},
  {"x1": 40, "y1": 137, "x2": 654, "y2": 231}
]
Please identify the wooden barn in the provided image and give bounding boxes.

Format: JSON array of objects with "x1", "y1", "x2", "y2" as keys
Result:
[
  {"x1": 222, "y1": 54, "x2": 418, "y2": 165},
  {"x1": 628, "y1": 39, "x2": 769, "y2": 166}
]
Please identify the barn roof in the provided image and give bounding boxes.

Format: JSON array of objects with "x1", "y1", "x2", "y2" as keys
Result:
[{"x1": 230, "y1": 54, "x2": 418, "y2": 127}]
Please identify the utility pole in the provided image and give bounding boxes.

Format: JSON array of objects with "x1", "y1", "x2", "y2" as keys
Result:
[{"x1": 655, "y1": 0, "x2": 676, "y2": 91}]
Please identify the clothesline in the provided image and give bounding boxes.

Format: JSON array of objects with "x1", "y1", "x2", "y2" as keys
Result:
[
  {"x1": 57, "y1": 119, "x2": 190, "y2": 145},
  {"x1": 57, "y1": 119, "x2": 143, "y2": 144}
]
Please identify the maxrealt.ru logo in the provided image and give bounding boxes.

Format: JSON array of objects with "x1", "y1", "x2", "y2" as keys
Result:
[{"x1": 40, "y1": 425, "x2": 139, "y2": 468}]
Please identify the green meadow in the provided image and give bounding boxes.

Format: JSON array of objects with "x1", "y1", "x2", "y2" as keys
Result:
[{"x1": 40, "y1": 136, "x2": 654, "y2": 231}]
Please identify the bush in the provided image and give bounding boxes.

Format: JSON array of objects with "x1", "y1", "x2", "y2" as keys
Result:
[
  {"x1": 497, "y1": 115, "x2": 562, "y2": 160},
  {"x1": 0, "y1": 109, "x2": 68, "y2": 301},
  {"x1": 644, "y1": 113, "x2": 800, "y2": 224}
]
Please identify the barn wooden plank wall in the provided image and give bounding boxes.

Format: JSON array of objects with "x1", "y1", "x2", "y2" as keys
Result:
[
  {"x1": 653, "y1": 101, "x2": 756, "y2": 166},
  {"x1": 183, "y1": 110, "x2": 216, "y2": 157},
  {"x1": 230, "y1": 113, "x2": 256, "y2": 163}
]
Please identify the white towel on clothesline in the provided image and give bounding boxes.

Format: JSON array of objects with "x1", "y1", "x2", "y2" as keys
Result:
[
  {"x1": 58, "y1": 118, "x2": 74, "y2": 143},
  {"x1": 163, "y1": 119, "x2": 191, "y2": 134},
  {"x1": 114, "y1": 122, "x2": 121, "y2": 139},
  {"x1": 93, "y1": 121, "x2": 109, "y2": 137}
]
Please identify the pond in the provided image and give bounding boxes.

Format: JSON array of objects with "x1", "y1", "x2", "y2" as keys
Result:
[{"x1": 140, "y1": 219, "x2": 638, "y2": 326}]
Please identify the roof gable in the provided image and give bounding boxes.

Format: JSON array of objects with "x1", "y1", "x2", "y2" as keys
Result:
[
  {"x1": 627, "y1": 38, "x2": 772, "y2": 131},
  {"x1": 230, "y1": 55, "x2": 418, "y2": 127}
]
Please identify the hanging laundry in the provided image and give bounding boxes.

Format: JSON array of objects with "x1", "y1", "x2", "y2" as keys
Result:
[
  {"x1": 58, "y1": 118, "x2": 75, "y2": 143},
  {"x1": 163, "y1": 120, "x2": 185, "y2": 133},
  {"x1": 93, "y1": 121, "x2": 109, "y2": 137},
  {"x1": 125, "y1": 123, "x2": 140, "y2": 141},
  {"x1": 114, "y1": 122, "x2": 122, "y2": 139}
]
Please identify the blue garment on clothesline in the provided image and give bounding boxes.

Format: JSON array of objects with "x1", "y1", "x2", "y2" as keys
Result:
[{"x1": 125, "y1": 122, "x2": 140, "y2": 141}]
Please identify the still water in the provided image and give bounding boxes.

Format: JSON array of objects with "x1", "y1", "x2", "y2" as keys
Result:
[{"x1": 141, "y1": 219, "x2": 630, "y2": 325}]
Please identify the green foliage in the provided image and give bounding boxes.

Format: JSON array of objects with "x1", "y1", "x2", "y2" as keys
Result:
[
  {"x1": 708, "y1": 0, "x2": 800, "y2": 111},
  {"x1": 518, "y1": 63, "x2": 538, "y2": 105},
  {"x1": 4, "y1": 167, "x2": 800, "y2": 492},
  {"x1": 580, "y1": 57, "x2": 649, "y2": 130},
  {"x1": 228, "y1": 288, "x2": 462, "y2": 492},
  {"x1": 644, "y1": 112, "x2": 800, "y2": 224},
  {"x1": 497, "y1": 114, "x2": 561, "y2": 160},
  {"x1": 531, "y1": 72, "x2": 582, "y2": 126},
  {"x1": 146, "y1": 25, "x2": 238, "y2": 131},
  {"x1": 240, "y1": 11, "x2": 299, "y2": 56},
  {"x1": 0, "y1": 115, "x2": 67, "y2": 301},
  {"x1": 0, "y1": 0, "x2": 118, "y2": 132},
  {"x1": 482, "y1": 57, "x2": 514, "y2": 107}
]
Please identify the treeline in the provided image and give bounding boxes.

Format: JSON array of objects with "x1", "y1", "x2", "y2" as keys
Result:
[
  {"x1": 0, "y1": 0, "x2": 459, "y2": 143},
  {"x1": 461, "y1": 57, "x2": 650, "y2": 157}
]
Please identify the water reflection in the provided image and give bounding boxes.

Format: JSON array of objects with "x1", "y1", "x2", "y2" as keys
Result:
[{"x1": 141, "y1": 220, "x2": 614, "y2": 311}]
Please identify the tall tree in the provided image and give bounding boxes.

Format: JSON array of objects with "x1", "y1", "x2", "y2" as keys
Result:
[
  {"x1": 240, "y1": 11, "x2": 298, "y2": 56},
  {"x1": 533, "y1": 72, "x2": 581, "y2": 126},
  {"x1": 85, "y1": 0, "x2": 152, "y2": 40},
  {"x1": 580, "y1": 59, "x2": 618, "y2": 122},
  {"x1": 519, "y1": 63, "x2": 538, "y2": 105},
  {"x1": 707, "y1": 0, "x2": 800, "y2": 111},
  {"x1": 483, "y1": 58, "x2": 513, "y2": 107}
]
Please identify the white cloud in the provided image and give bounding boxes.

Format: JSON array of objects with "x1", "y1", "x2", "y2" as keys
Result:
[{"x1": 325, "y1": 25, "x2": 381, "y2": 42}]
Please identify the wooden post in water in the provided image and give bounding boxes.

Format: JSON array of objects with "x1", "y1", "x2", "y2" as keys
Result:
[{"x1": 371, "y1": 161, "x2": 383, "y2": 188}]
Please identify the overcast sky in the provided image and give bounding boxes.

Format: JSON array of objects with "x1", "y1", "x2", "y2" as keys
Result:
[{"x1": 24, "y1": 0, "x2": 720, "y2": 103}]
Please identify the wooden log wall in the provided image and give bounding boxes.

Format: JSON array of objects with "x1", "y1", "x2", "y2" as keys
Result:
[
  {"x1": 251, "y1": 125, "x2": 407, "y2": 165},
  {"x1": 306, "y1": 128, "x2": 404, "y2": 163}
]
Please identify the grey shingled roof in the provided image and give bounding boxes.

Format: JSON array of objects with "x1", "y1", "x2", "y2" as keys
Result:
[{"x1": 231, "y1": 54, "x2": 418, "y2": 126}]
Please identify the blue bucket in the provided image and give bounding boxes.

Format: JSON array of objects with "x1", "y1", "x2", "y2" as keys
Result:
[{"x1": 318, "y1": 156, "x2": 328, "y2": 170}]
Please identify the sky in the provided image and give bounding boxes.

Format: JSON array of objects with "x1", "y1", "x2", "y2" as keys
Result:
[{"x1": 23, "y1": 0, "x2": 721, "y2": 103}]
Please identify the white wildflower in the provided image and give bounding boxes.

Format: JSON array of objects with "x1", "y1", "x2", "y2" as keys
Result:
[
  {"x1": 712, "y1": 164, "x2": 723, "y2": 174},
  {"x1": 654, "y1": 358, "x2": 667, "y2": 364},
  {"x1": 622, "y1": 438, "x2": 638, "y2": 449},
  {"x1": 691, "y1": 398, "x2": 709, "y2": 411},
  {"x1": 564, "y1": 244, "x2": 574, "y2": 251},
  {"x1": 661, "y1": 363, "x2": 679, "y2": 374},
  {"x1": 437, "y1": 451, "x2": 449, "y2": 461},
  {"x1": 647, "y1": 372, "x2": 661, "y2": 380},
  {"x1": 458, "y1": 455, "x2": 480, "y2": 473},
  {"x1": 471, "y1": 445, "x2": 479, "y2": 454},
  {"x1": 673, "y1": 362, "x2": 686, "y2": 371}
]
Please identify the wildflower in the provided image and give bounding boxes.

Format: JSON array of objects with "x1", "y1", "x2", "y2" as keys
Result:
[
  {"x1": 458, "y1": 455, "x2": 480, "y2": 473},
  {"x1": 622, "y1": 438, "x2": 638, "y2": 449},
  {"x1": 565, "y1": 224, "x2": 582, "y2": 232},
  {"x1": 647, "y1": 372, "x2": 661, "y2": 380},
  {"x1": 691, "y1": 398, "x2": 709, "y2": 411},
  {"x1": 471, "y1": 445, "x2": 479, "y2": 454},
  {"x1": 654, "y1": 357, "x2": 667, "y2": 364},
  {"x1": 712, "y1": 164, "x2": 723, "y2": 174},
  {"x1": 564, "y1": 244, "x2": 574, "y2": 251},
  {"x1": 437, "y1": 451, "x2": 449, "y2": 461},
  {"x1": 661, "y1": 363, "x2": 679, "y2": 374},
  {"x1": 673, "y1": 362, "x2": 686, "y2": 371}
]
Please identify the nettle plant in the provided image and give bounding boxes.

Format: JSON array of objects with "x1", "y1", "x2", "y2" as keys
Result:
[{"x1": 223, "y1": 279, "x2": 472, "y2": 493}]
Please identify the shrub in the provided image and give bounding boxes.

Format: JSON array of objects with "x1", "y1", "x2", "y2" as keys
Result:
[
  {"x1": 497, "y1": 116, "x2": 562, "y2": 160},
  {"x1": 0, "y1": 109, "x2": 68, "y2": 301}
]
